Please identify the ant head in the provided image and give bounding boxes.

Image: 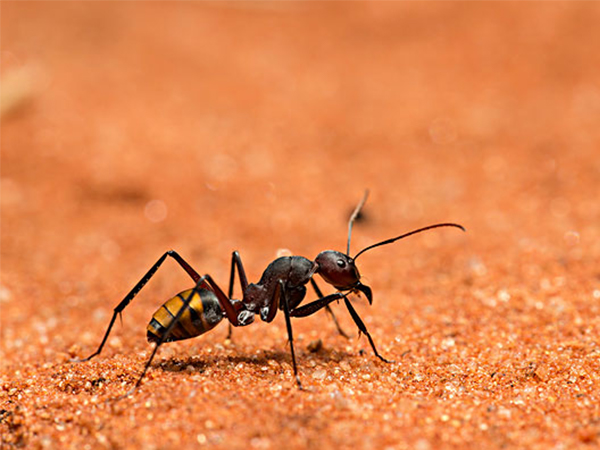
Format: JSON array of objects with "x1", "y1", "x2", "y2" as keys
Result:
[
  {"x1": 316, "y1": 190, "x2": 465, "y2": 305},
  {"x1": 314, "y1": 251, "x2": 373, "y2": 304}
]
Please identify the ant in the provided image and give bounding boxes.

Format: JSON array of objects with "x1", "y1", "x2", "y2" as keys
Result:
[{"x1": 74, "y1": 192, "x2": 464, "y2": 390}]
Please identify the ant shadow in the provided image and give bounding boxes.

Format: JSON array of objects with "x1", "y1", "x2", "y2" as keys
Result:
[{"x1": 154, "y1": 344, "x2": 358, "y2": 374}]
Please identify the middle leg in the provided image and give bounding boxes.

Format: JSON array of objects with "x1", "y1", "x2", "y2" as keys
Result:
[{"x1": 278, "y1": 280, "x2": 303, "y2": 389}]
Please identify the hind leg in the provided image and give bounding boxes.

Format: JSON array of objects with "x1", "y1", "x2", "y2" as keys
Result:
[{"x1": 75, "y1": 250, "x2": 205, "y2": 362}]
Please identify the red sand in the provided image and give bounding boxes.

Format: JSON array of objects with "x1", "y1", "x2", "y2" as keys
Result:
[{"x1": 2, "y1": 2, "x2": 600, "y2": 449}]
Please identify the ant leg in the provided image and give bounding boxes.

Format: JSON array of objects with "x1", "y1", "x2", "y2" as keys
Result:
[
  {"x1": 343, "y1": 297, "x2": 394, "y2": 364},
  {"x1": 227, "y1": 251, "x2": 249, "y2": 339},
  {"x1": 229, "y1": 251, "x2": 249, "y2": 292},
  {"x1": 131, "y1": 275, "x2": 209, "y2": 391},
  {"x1": 167, "y1": 250, "x2": 203, "y2": 283},
  {"x1": 202, "y1": 274, "x2": 240, "y2": 326},
  {"x1": 289, "y1": 292, "x2": 344, "y2": 318},
  {"x1": 279, "y1": 280, "x2": 303, "y2": 389},
  {"x1": 310, "y1": 279, "x2": 350, "y2": 338},
  {"x1": 75, "y1": 250, "x2": 207, "y2": 362}
]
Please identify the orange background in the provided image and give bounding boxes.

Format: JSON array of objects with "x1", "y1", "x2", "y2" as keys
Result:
[{"x1": 2, "y1": 2, "x2": 600, "y2": 448}]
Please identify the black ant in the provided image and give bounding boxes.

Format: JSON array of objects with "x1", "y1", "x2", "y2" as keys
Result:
[{"x1": 74, "y1": 192, "x2": 464, "y2": 390}]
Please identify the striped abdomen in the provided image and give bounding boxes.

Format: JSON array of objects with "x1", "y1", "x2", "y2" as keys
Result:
[{"x1": 147, "y1": 288, "x2": 224, "y2": 343}]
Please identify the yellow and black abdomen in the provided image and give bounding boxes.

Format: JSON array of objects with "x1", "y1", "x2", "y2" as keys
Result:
[{"x1": 147, "y1": 288, "x2": 224, "y2": 343}]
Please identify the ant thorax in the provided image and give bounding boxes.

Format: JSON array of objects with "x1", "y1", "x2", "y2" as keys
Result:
[{"x1": 241, "y1": 284, "x2": 265, "y2": 312}]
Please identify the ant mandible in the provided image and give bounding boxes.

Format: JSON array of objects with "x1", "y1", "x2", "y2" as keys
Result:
[{"x1": 75, "y1": 192, "x2": 464, "y2": 390}]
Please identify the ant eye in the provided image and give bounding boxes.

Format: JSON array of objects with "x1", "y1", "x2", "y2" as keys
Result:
[{"x1": 336, "y1": 259, "x2": 346, "y2": 268}]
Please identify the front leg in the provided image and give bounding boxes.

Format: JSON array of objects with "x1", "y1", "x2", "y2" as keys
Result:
[
  {"x1": 343, "y1": 297, "x2": 394, "y2": 364},
  {"x1": 289, "y1": 292, "x2": 345, "y2": 318},
  {"x1": 310, "y1": 279, "x2": 350, "y2": 338}
]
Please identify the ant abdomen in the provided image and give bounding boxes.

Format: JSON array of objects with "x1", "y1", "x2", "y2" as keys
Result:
[{"x1": 146, "y1": 288, "x2": 224, "y2": 343}]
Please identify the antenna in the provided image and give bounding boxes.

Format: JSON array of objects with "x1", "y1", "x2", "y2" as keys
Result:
[
  {"x1": 354, "y1": 223, "x2": 465, "y2": 260},
  {"x1": 347, "y1": 190, "x2": 369, "y2": 255}
]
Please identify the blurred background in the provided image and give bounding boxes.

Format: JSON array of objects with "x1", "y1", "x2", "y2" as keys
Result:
[
  {"x1": 3, "y1": 2, "x2": 597, "y2": 278},
  {"x1": 2, "y1": 2, "x2": 600, "y2": 448}
]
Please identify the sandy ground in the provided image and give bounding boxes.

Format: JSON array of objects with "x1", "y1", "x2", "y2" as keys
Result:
[{"x1": 2, "y1": 2, "x2": 600, "y2": 449}]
